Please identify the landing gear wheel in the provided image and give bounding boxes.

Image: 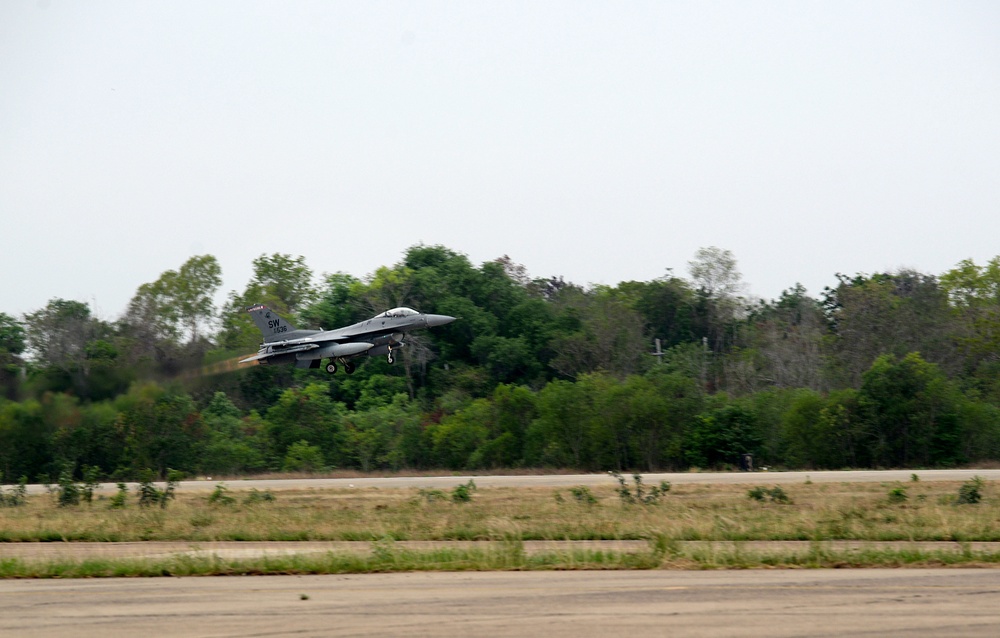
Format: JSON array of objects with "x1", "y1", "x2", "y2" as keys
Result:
[
  {"x1": 344, "y1": 361, "x2": 356, "y2": 375},
  {"x1": 387, "y1": 353, "x2": 395, "y2": 364},
  {"x1": 325, "y1": 362, "x2": 337, "y2": 374}
]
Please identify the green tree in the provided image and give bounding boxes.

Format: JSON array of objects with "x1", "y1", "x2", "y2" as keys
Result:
[
  {"x1": 218, "y1": 253, "x2": 316, "y2": 352},
  {"x1": 687, "y1": 246, "x2": 746, "y2": 356},
  {"x1": 685, "y1": 397, "x2": 762, "y2": 469},
  {"x1": 0, "y1": 312, "x2": 26, "y2": 400},
  {"x1": 0, "y1": 399, "x2": 51, "y2": 480},
  {"x1": 25, "y1": 299, "x2": 94, "y2": 371},
  {"x1": 824, "y1": 271, "x2": 956, "y2": 388},
  {"x1": 116, "y1": 383, "x2": 205, "y2": 477},
  {"x1": 779, "y1": 389, "x2": 827, "y2": 468},
  {"x1": 343, "y1": 394, "x2": 424, "y2": 471},
  {"x1": 430, "y1": 400, "x2": 490, "y2": 469},
  {"x1": 249, "y1": 253, "x2": 316, "y2": 313},
  {"x1": 646, "y1": 369, "x2": 704, "y2": 469},
  {"x1": 118, "y1": 255, "x2": 222, "y2": 377},
  {"x1": 626, "y1": 275, "x2": 699, "y2": 350},
  {"x1": 23, "y1": 299, "x2": 128, "y2": 399},
  {"x1": 282, "y1": 440, "x2": 326, "y2": 472},
  {"x1": 549, "y1": 288, "x2": 647, "y2": 379},
  {"x1": 300, "y1": 272, "x2": 366, "y2": 332},
  {"x1": 525, "y1": 379, "x2": 597, "y2": 468},
  {"x1": 940, "y1": 256, "x2": 1000, "y2": 401},
  {"x1": 264, "y1": 383, "x2": 345, "y2": 468},
  {"x1": 859, "y1": 353, "x2": 964, "y2": 467},
  {"x1": 470, "y1": 335, "x2": 538, "y2": 385},
  {"x1": 197, "y1": 392, "x2": 265, "y2": 475}
]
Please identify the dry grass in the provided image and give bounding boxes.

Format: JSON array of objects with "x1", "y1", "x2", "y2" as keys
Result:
[{"x1": 2, "y1": 479, "x2": 998, "y2": 544}]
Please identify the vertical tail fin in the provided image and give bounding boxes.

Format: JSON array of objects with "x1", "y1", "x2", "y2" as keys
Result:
[{"x1": 246, "y1": 304, "x2": 298, "y2": 342}]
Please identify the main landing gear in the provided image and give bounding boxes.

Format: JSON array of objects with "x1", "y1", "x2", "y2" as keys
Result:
[
  {"x1": 387, "y1": 353, "x2": 395, "y2": 364},
  {"x1": 325, "y1": 360, "x2": 356, "y2": 375}
]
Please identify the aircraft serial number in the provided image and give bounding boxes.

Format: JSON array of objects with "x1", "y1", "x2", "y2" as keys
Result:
[{"x1": 268, "y1": 321, "x2": 287, "y2": 333}]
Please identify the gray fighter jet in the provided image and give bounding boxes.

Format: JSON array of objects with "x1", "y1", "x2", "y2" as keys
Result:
[{"x1": 240, "y1": 304, "x2": 456, "y2": 374}]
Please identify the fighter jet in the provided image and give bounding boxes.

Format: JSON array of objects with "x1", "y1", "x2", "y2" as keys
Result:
[{"x1": 240, "y1": 304, "x2": 456, "y2": 374}]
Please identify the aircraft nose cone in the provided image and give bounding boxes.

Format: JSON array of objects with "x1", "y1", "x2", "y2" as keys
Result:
[{"x1": 424, "y1": 314, "x2": 456, "y2": 327}]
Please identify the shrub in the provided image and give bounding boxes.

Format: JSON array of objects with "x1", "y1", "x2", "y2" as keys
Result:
[
  {"x1": 957, "y1": 476, "x2": 985, "y2": 505},
  {"x1": 0, "y1": 476, "x2": 27, "y2": 507},
  {"x1": 569, "y1": 486, "x2": 597, "y2": 505},
  {"x1": 81, "y1": 466, "x2": 102, "y2": 504},
  {"x1": 282, "y1": 440, "x2": 326, "y2": 473},
  {"x1": 419, "y1": 488, "x2": 447, "y2": 503},
  {"x1": 612, "y1": 472, "x2": 671, "y2": 505},
  {"x1": 451, "y1": 480, "x2": 476, "y2": 503},
  {"x1": 748, "y1": 486, "x2": 792, "y2": 504},
  {"x1": 888, "y1": 486, "x2": 908, "y2": 504},
  {"x1": 768, "y1": 486, "x2": 791, "y2": 503},
  {"x1": 243, "y1": 489, "x2": 276, "y2": 505},
  {"x1": 109, "y1": 482, "x2": 129, "y2": 509},
  {"x1": 208, "y1": 483, "x2": 235, "y2": 505},
  {"x1": 57, "y1": 466, "x2": 80, "y2": 507},
  {"x1": 137, "y1": 469, "x2": 181, "y2": 508}
]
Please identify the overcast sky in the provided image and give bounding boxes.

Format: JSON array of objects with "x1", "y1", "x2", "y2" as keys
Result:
[{"x1": 2, "y1": 1, "x2": 999, "y2": 320}]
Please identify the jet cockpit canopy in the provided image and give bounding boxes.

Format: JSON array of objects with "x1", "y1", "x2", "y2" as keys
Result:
[{"x1": 377, "y1": 307, "x2": 420, "y2": 319}]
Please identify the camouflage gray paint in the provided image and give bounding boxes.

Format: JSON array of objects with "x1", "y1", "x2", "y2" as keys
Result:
[{"x1": 241, "y1": 304, "x2": 455, "y2": 374}]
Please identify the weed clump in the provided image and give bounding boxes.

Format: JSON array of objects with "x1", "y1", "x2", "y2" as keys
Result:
[
  {"x1": 568, "y1": 486, "x2": 598, "y2": 505},
  {"x1": 887, "y1": 486, "x2": 908, "y2": 504},
  {"x1": 109, "y1": 482, "x2": 129, "y2": 508},
  {"x1": 957, "y1": 476, "x2": 985, "y2": 505},
  {"x1": 138, "y1": 469, "x2": 181, "y2": 508},
  {"x1": 243, "y1": 489, "x2": 276, "y2": 505},
  {"x1": 748, "y1": 486, "x2": 792, "y2": 504},
  {"x1": 49, "y1": 464, "x2": 105, "y2": 507},
  {"x1": 0, "y1": 475, "x2": 27, "y2": 507},
  {"x1": 208, "y1": 484, "x2": 236, "y2": 505},
  {"x1": 57, "y1": 466, "x2": 81, "y2": 507},
  {"x1": 451, "y1": 480, "x2": 476, "y2": 503},
  {"x1": 612, "y1": 472, "x2": 671, "y2": 505},
  {"x1": 81, "y1": 466, "x2": 102, "y2": 504},
  {"x1": 418, "y1": 488, "x2": 447, "y2": 503}
]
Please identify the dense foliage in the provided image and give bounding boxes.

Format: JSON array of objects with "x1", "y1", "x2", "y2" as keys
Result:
[{"x1": 3, "y1": 246, "x2": 1000, "y2": 481}]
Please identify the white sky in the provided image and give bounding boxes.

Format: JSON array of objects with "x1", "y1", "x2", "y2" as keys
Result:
[{"x1": 2, "y1": 1, "x2": 999, "y2": 320}]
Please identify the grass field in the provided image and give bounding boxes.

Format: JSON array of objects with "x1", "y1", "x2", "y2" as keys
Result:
[{"x1": 3, "y1": 477, "x2": 1000, "y2": 575}]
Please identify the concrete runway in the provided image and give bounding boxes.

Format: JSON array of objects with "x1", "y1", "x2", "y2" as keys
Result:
[
  {"x1": 22, "y1": 468, "x2": 1000, "y2": 496},
  {"x1": 4, "y1": 569, "x2": 1000, "y2": 637}
]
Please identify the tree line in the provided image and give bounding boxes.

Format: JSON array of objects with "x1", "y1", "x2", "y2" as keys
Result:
[{"x1": 2, "y1": 245, "x2": 1000, "y2": 480}]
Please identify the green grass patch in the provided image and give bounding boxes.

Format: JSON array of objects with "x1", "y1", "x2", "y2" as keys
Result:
[{"x1": 5, "y1": 541, "x2": 1000, "y2": 578}]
